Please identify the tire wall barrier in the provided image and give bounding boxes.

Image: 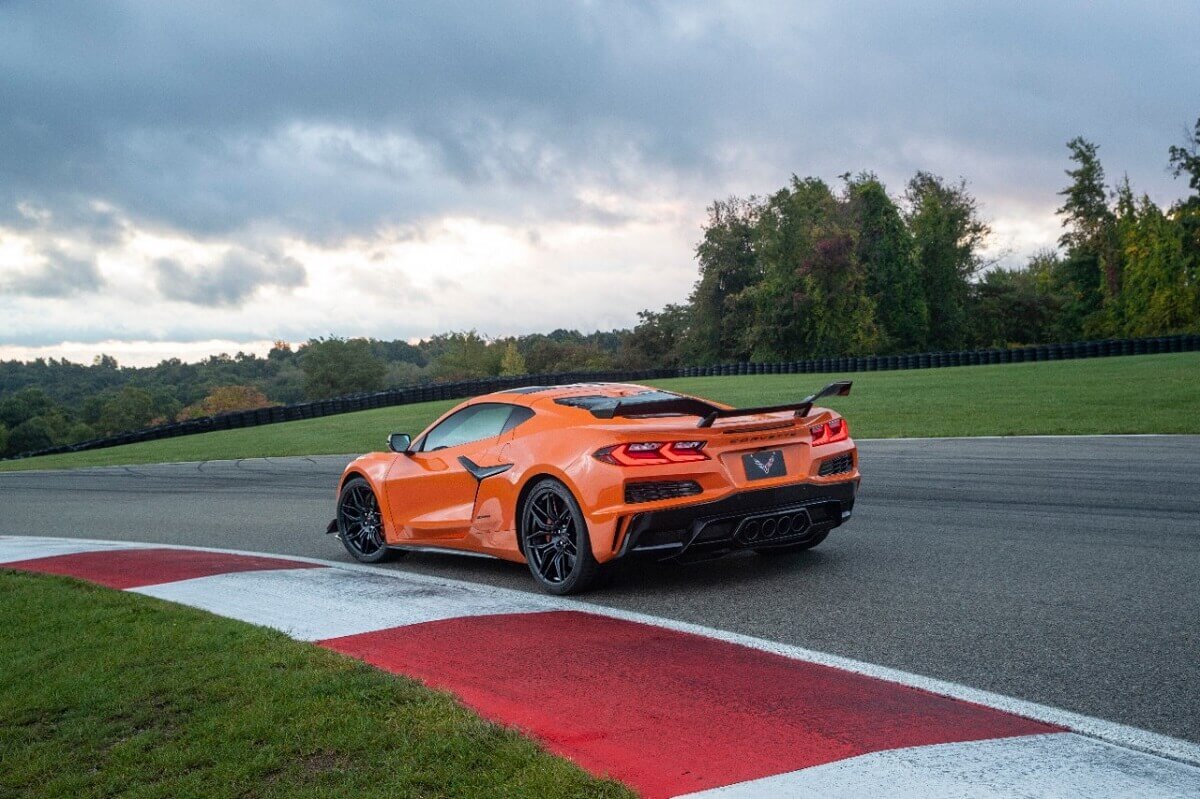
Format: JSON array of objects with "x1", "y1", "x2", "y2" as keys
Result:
[{"x1": 7, "y1": 333, "x2": 1199, "y2": 461}]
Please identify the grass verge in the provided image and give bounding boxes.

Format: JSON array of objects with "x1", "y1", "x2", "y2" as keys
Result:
[
  {"x1": 0, "y1": 571, "x2": 633, "y2": 799},
  {"x1": 2, "y1": 352, "x2": 1197, "y2": 472}
]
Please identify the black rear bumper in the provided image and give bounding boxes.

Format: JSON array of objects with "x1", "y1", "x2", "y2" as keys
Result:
[{"x1": 618, "y1": 480, "x2": 857, "y2": 561}]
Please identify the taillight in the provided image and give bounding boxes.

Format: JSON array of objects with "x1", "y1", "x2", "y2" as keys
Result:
[
  {"x1": 594, "y1": 441, "x2": 709, "y2": 466},
  {"x1": 810, "y1": 418, "x2": 849, "y2": 446}
]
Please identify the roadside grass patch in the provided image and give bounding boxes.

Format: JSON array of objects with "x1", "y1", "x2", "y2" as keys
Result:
[
  {"x1": 2, "y1": 352, "x2": 1196, "y2": 472},
  {"x1": 0, "y1": 571, "x2": 633, "y2": 799}
]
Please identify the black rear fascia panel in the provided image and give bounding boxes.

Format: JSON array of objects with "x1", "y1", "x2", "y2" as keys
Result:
[{"x1": 618, "y1": 479, "x2": 857, "y2": 558}]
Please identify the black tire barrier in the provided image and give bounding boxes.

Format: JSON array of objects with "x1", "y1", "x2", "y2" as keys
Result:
[{"x1": 5, "y1": 333, "x2": 1197, "y2": 461}]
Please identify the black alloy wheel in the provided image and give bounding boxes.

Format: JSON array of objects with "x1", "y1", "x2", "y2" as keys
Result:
[
  {"x1": 337, "y1": 477, "x2": 395, "y2": 563},
  {"x1": 520, "y1": 479, "x2": 600, "y2": 595}
]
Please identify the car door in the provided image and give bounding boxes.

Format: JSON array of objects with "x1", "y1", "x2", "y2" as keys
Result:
[{"x1": 382, "y1": 403, "x2": 517, "y2": 542}]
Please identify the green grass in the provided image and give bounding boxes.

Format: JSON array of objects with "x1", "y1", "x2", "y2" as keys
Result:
[
  {"x1": 0, "y1": 571, "x2": 633, "y2": 799},
  {"x1": 3, "y1": 352, "x2": 1198, "y2": 472},
  {"x1": 657, "y1": 351, "x2": 1200, "y2": 438}
]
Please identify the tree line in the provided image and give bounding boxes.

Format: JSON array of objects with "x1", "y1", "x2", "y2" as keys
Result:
[
  {"x1": 0, "y1": 331, "x2": 624, "y2": 456},
  {"x1": 625, "y1": 119, "x2": 1200, "y2": 366},
  {"x1": 2, "y1": 119, "x2": 1197, "y2": 457}
]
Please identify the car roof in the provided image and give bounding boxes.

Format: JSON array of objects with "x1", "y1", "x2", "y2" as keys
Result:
[{"x1": 482, "y1": 382, "x2": 659, "y2": 408}]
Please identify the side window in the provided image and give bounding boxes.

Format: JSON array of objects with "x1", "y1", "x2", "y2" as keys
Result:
[
  {"x1": 419, "y1": 404, "x2": 518, "y2": 451},
  {"x1": 502, "y1": 406, "x2": 535, "y2": 433}
]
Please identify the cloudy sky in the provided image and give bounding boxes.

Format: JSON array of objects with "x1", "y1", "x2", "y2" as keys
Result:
[{"x1": 2, "y1": 1, "x2": 1197, "y2": 366}]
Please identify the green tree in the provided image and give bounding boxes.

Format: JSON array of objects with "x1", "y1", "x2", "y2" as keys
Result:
[
  {"x1": 429, "y1": 331, "x2": 500, "y2": 380},
  {"x1": 970, "y1": 255, "x2": 1067, "y2": 347},
  {"x1": 1167, "y1": 117, "x2": 1200, "y2": 209},
  {"x1": 0, "y1": 422, "x2": 9, "y2": 457},
  {"x1": 499, "y1": 341, "x2": 527, "y2": 376},
  {"x1": 98, "y1": 386, "x2": 157, "y2": 434},
  {"x1": 1168, "y1": 117, "x2": 1200, "y2": 305},
  {"x1": 147, "y1": 386, "x2": 182, "y2": 423},
  {"x1": 8, "y1": 417, "x2": 54, "y2": 454},
  {"x1": 905, "y1": 172, "x2": 990, "y2": 350},
  {"x1": 688, "y1": 197, "x2": 762, "y2": 363},
  {"x1": 0, "y1": 387, "x2": 56, "y2": 428},
  {"x1": 264, "y1": 362, "x2": 306, "y2": 403},
  {"x1": 80, "y1": 393, "x2": 110, "y2": 426},
  {"x1": 520, "y1": 335, "x2": 614, "y2": 373},
  {"x1": 1116, "y1": 194, "x2": 1198, "y2": 335},
  {"x1": 65, "y1": 422, "x2": 95, "y2": 445},
  {"x1": 1058, "y1": 138, "x2": 1114, "y2": 252},
  {"x1": 746, "y1": 177, "x2": 879, "y2": 358},
  {"x1": 300, "y1": 338, "x2": 386, "y2": 399},
  {"x1": 382, "y1": 361, "x2": 425, "y2": 388},
  {"x1": 620, "y1": 305, "x2": 691, "y2": 368},
  {"x1": 847, "y1": 175, "x2": 927, "y2": 352},
  {"x1": 1056, "y1": 137, "x2": 1119, "y2": 333}
]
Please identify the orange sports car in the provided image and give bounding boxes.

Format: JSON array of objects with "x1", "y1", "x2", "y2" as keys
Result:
[{"x1": 327, "y1": 381, "x2": 859, "y2": 594}]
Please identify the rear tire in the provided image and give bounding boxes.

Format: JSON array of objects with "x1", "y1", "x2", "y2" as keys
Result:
[
  {"x1": 336, "y1": 477, "x2": 396, "y2": 563},
  {"x1": 519, "y1": 479, "x2": 601, "y2": 595},
  {"x1": 753, "y1": 529, "x2": 829, "y2": 555}
]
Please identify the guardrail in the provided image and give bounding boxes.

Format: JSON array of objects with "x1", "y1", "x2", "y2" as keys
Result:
[{"x1": 7, "y1": 332, "x2": 1198, "y2": 461}]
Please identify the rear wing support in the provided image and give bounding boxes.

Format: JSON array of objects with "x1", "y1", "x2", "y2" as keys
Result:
[{"x1": 695, "y1": 380, "x2": 852, "y2": 428}]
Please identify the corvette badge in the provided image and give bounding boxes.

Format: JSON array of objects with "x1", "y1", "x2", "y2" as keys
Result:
[{"x1": 751, "y1": 452, "x2": 777, "y2": 473}]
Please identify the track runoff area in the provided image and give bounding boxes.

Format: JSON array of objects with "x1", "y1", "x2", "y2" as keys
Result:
[{"x1": 3, "y1": 536, "x2": 1197, "y2": 798}]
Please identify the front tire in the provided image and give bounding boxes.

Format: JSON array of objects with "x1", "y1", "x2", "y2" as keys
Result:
[
  {"x1": 520, "y1": 479, "x2": 600, "y2": 595},
  {"x1": 336, "y1": 477, "x2": 396, "y2": 563}
]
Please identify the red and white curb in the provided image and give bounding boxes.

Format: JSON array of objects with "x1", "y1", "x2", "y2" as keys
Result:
[{"x1": 3, "y1": 535, "x2": 1198, "y2": 799}]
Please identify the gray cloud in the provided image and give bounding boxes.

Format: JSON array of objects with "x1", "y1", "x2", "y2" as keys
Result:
[
  {"x1": 3, "y1": 1, "x2": 1195, "y2": 244},
  {"x1": 154, "y1": 251, "x2": 306, "y2": 306},
  {"x1": 2, "y1": 249, "x2": 104, "y2": 297},
  {"x1": 2, "y1": 1, "x2": 1199, "y2": 358}
]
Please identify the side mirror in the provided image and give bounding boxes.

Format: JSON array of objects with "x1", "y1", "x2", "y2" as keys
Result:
[{"x1": 387, "y1": 433, "x2": 412, "y2": 454}]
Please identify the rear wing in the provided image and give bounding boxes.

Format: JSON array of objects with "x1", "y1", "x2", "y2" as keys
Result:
[
  {"x1": 695, "y1": 380, "x2": 852, "y2": 428},
  {"x1": 555, "y1": 381, "x2": 852, "y2": 427}
]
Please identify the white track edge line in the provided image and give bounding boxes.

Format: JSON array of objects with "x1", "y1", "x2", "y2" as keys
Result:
[{"x1": 5, "y1": 534, "x2": 1199, "y2": 769}]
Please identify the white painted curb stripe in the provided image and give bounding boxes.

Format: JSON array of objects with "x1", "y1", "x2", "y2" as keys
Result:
[
  {"x1": 0, "y1": 536, "x2": 140, "y2": 563},
  {"x1": 5, "y1": 535, "x2": 1200, "y2": 772},
  {"x1": 672, "y1": 733, "x2": 1200, "y2": 799},
  {"x1": 132, "y1": 566, "x2": 547, "y2": 641}
]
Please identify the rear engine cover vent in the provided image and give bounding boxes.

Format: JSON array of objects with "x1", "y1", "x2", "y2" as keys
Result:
[
  {"x1": 818, "y1": 452, "x2": 854, "y2": 477},
  {"x1": 625, "y1": 480, "x2": 702, "y2": 504}
]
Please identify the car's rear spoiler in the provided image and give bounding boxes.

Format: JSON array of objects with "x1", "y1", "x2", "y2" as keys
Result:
[
  {"x1": 695, "y1": 380, "x2": 852, "y2": 428},
  {"x1": 561, "y1": 380, "x2": 852, "y2": 427}
]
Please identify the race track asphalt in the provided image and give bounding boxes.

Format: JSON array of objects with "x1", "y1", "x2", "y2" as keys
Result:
[{"x1": 2, "y1": 435, "x2": 1198, "y2": 743}]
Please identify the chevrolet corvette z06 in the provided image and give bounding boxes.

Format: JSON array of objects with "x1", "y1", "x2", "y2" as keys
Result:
[{"x1": 329, "y1": 380, "x2": 858, "y2": 594}]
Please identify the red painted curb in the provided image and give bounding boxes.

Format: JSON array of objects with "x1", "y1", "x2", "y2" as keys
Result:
[
  {"x1": 3, "y1": 548, "x2": 321, "y2": 589},
  {"x1": 321, "y1": 610, "x2": 1061, "y2": 798}
]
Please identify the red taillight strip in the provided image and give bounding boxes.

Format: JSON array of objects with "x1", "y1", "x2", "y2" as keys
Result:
[
  {"x1": 594, "y1": 441, "x2": 710, "y2": 466},
  {"x1": 810, "y1": 418, "x2": 849, "y2": 447}
]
